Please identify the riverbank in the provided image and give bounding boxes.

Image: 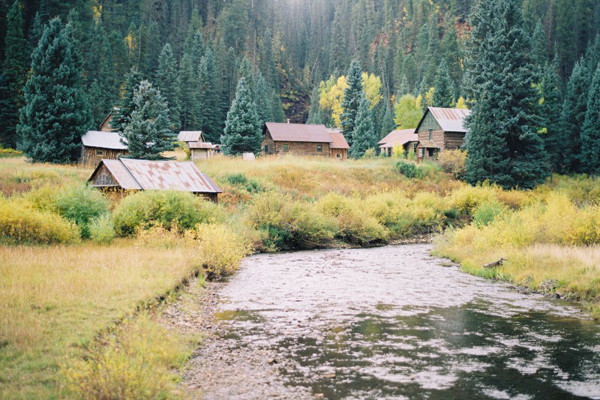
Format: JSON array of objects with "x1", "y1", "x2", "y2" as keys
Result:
[{"x1": 2, "y1": 155, "x2": 599, "y2": 398}]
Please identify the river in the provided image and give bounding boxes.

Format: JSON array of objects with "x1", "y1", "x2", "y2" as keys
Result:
[{"x1": 183, "y1": 244, "x2": 600, "y2": 399}]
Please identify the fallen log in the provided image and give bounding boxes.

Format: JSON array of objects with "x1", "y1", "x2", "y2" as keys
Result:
[{"x1": 483, "y1": 258, "x2": 505, "y2": 269}]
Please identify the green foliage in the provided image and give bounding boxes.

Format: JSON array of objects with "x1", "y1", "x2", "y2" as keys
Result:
[
  {"x1": 350, "y1": 95, "x2": 377, "y2": 159},
  {"x1": 198, "y1": 47, "x2": 220, "y2": 143},
  {"x1": 178, "y1": 54, "x2": 199, "y2": 132},
  {"x1": 89, "y1": 214, "x2": 116, "y2": 244},
  {"x1": 222, "y1": 77, "x2": 262, "y2": 155},
  {"x1": 122, "y1": 80, "x2": 175, "y2": 160},
  {"x1": 473, "y1": 201, "x2": 506, "y2": 227},
  {"x1": 225, "y1": 173, "x2": 264, "y2": 193},
  {"x1": 561, "y1": 60, "x2": 590, "y2": 174},
  {"x1": 113, "y1": 191, "x2": 219, "y2": 237},
  {"x1": 580, "y1": 66, "x2": 600, "y2": 174},
  {"x1": 114, "y1": 68, "x2": 142, "y2": 133},
  {"x1": 394, "y1": 160, "x2": 418, "y2": 179},
  {"x1": 393, "y1": 94, "x2": 422, "y2": 129},
  {"x1": 433, "y1": 60, "x2": 455, "y2": 108},
  {"x1": 54, "y1": 184, "x2": 110, "y2": 239},
  {"x1": 340, "y1": 59, "x2": 363, "y2": 146},
  {"x1": 18, "y1": 18, "x2": 91, "y2": 163},
  {"x1": 156, "y1": 44, "x2": 181, "y2": 133},
  {"x1": 539, "y1": 62, "x2": 565, "y2": 173}
]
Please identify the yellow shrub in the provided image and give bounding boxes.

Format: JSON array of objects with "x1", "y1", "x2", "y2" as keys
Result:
[
  {"x1": 449, "y1": 184, "x2": 499, "y2": 214},
  {"x1": 437, "y1": 149, "x2": 466, "y2": 178},
  {"x1": 0, "y1": 197, "x2": 79, "y2": 244}
]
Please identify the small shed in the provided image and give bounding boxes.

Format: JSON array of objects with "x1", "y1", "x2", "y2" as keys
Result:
[
  {"x1": 378, "y1": 129, "x2": 419, "y2": 157},
  {"x1": 81, "y1": 130, "x2": 129, "y2": 166},
  {"x1": 178, "y1": 131, "x2": 205, "y2": 145},
  {"x1": 89, "y1": 158, "x2": 222, "y2": 202},
  {"x1": 328, "y1": 129, "x2": 350, "y2": 160},
  {"x1": 189, "y1": 142, "x2": 215, "y2": 161}
]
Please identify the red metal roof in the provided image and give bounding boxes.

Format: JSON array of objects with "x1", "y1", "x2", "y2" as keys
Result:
[
  {"x1": 90, "y1": 159, "x2": 222, "y2": 194},
  {"x1": 378, "y1": 129, "x2": 419, "y2": 148},
  {"x1": 420, "y1": 107, "x2": 472, "y2": 133},
  {"x1": 328, "y1": 130, "x2": 350, "y2": 149},
  {"x1": 265, "y1": 123, "x2": 332, "y2": 143},
  {"x1": 178, "y1": 131, "x2": 205, "y2": 142}
]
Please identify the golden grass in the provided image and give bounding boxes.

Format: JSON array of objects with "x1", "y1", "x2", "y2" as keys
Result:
[{"x1": 0, "y1": 240, "x2": 198, "y2": 398}]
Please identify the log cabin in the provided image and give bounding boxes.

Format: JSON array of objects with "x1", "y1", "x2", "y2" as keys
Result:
[
  {"x1": 415, "y1": 107, "x2": 471, "y2": 161},
  {"x1": 80, "y1": 130, "x2": 129, "y2": 166},
  {"x1": 262, "y1": 123, "x2": 349, "y2": 160},
  {"x1": 378, "y1": 129, "x2": 419, "y2": 157}
]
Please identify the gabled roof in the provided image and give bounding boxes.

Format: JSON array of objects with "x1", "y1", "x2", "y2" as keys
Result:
[
  {"x1": 89, "y1": 159, "x2": 222, "y2": 194},
  {"x1": 81, "y1": 131, "x2": 128, "y2": 150},
  {"x1": 416, "y1": 107, "x2": 472, "y2": 133},
  {"x1": 189, "y1": 142, "x2": 214, "y2": 150},
  {"x1": 178, "y1": 131, "x2": 205, "y2": 143},
  {"x1": 265, "y1": 123, "x2": 332, "y2": 143},
  {"x1": 328, "y1": 130, "x2": 350, "y2": 149},
  {"x1": 378, "y1": 129, "x2": 419, "y2": 148}
]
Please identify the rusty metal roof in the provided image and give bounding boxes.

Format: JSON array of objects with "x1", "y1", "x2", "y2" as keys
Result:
[
  {"x1": 328, "y1": 130, "x2": 350, "y2": 149},
  {"x1": 418, "y1": 107, "x2": 471, "y2": 133},
  {"x1": 178, "y1": 131, "x2": 205, "y2": 142},
  {"x1": 90, "y1": 159, "x2": 222, "y2": 194},
  {"x1": 265, "y1": 123, "x2": 332, "y2": 143},
  {"x1": 81, "y1": 131, "x2": 128, "y2": 150},
  {"x1": 378, "y1": 129, "x2": 418, "y2": 148}
]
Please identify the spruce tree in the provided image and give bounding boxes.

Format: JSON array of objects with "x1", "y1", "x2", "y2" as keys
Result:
[
  {"x1": 254, "y1": 72, "x2": 274, "y2": 126},
  {"x1": 198, "y1": 47, "x2": 220, "y2": 142},
  {"x1": 465, "y1": 0, "x2": 548, "y2": 189},
  {"x1": 114, "y1": 68, "x2": 142, "y2": 133},
  {"x1": 341, "y1": 59, "x2": 363, "y2": 146},
  {"x1": 2, "y1": 0, "x2": 29, "y2": 148},
  {"x1": 580, "y1": 66, "x2": 600, "y2": 174},
  {"x1": 307, "y1": 86, "x2": 324, "y2": 125},
  {"x1": 561, "y1": 60, "x2": 590, "y2": 173},
  {"x1": 539, "y1": 62, "x2": 564, "y2": 173},
  {"x1": 221, "y1": 77, "x2": 262, "y2": 155},
  {"x1": 178, "y1": 54, "x2": 199, "y2": 131},
  {"x1": 18, "y1": 18, "x2": 91, "y2": 163},
  {"x1": 156, "y1": 43, "x2": 181, "y2": 133},
  {"x1": 271, "y1": 92, "x2": 287, "y2": 123},
  {"x1": 531, "y1": 20, "x2": 548, "y2": 67},
  {"x1": 433, "y1": 60, "x2": 455, "y2": 107},
  {"x1": 122, "y1": 80, "x2": 174, "y2": 160},
  {"x1": 380, "y1": 101, "x2": 395, "y2": 140},
  {"x1": 350, "y1": 95, "x2": 377, "y2": 158}
]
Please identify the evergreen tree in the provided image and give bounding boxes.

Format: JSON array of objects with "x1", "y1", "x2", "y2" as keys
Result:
[
  {"x1": 18, "y1": 18, "x2": 91, "y2": 163},
  {"x1": 380, "y1": 100, "x2": 395, "y2": 140},
  {"x1": 340, "y1": 59, "x2": 363, "y2": 146},
  {"x1": 433, "y1": 60, "x2": 455, "y2": 107},
  {"x1": 238, "y1": 57, "x2": 255, "y2": 95},
  {"x1": 465, "y1": 0, "x2": 548, "y2": 189},
  {"x1": 580, "y1": 66, "x2": 600, "y2": 174},
  {"x1": 402, "y1": 55, "x2": 418, "y2": 94},
  {"x1": 198, "y1": 47, "x2": 220, "y2": 142},
  {"x1": 539, "y1": 62, "x2": 564, "y2": 173},
  {"x1": 350, "y1": 95, "x2": 377, "y2": 158},
  {"x1": 307, "y1": 86, "x2": 324, "y2": 125},
  {"x1": 561, "y1": 60, "x2": 591, "y2": 173},
  {"x1": 532, "y1": 20, "x2": 548, "y2": 67},
  {"x1": 1, "y1": 0, "x2": 29, "y2": 148},
  {"x1": 28, "y1": 12, "x2": 44, "y2": 51},
  {"x1": 114, "y1": 68, "x2": 143, "y2": 133},
  {"x1": 254, "y1": 71, "x2": 274, "y2": 126},
  {"x1": 178, "y1": 54, "x2": 199, "y2": 131},
  {"x1": 156, "y1": 43, "x2": 181, "y2": 133},
  {"x1": 122, "y1": 80, "x2": 174, "y2": 160},
  {"x1": 221, "y1": 77, "x2": 262, "y2": 155},
  {"x1": 271, "y1": 92, "x2": 287, "y2": 123}
]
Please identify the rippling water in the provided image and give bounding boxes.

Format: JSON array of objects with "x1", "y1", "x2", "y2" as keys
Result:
[{"x1": 189, "y1": 244, "x2": 600, "y2": 399}]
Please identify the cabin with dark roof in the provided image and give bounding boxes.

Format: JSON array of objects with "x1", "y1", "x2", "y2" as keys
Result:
[
  {"x1": 89, "y1": 159, "x2": 222, "y2": 202},
  {"x1": 80, "y1": 130, "x2": 129, "y2": 166},
  {"x1": 415, "y1": 107, "x2": 471, "y2": 161},
  {"x1": 262, "y1": 122, "x2": 349, "y2": 159}
]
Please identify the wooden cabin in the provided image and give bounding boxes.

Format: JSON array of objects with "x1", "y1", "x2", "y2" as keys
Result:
[
  {"x1": 189, "y1": 142, "x2": 215, "y2": 161},
  {"x1": 378, "y1": 129, "x2": 419, "y2": 157},
  {"x1": 89, "y1": 159, "x2": 222, "y2": 202},
  {"x1": 262, "y1": 122, "x2": 349, "y2": 160},
  {"x1": 80, "y1": 130, "x2": 129, "y2": 166},
  {"x1": 415, "y1": 107, "x2": 471, "y2": 161},
  {"x1": 178, "y1": 131, "x2": 205, "y2": 146}
]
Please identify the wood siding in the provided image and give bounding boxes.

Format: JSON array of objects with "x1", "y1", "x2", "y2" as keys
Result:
[
  {"x1": 90, "y1": 164, "x2": 119, "y2": 187},
  {"x1": 444, "y1": 132, "x2": 466, "y2": 150},
  {"x1": 418, "y1": 129, "x2": 445, "y2": 148},
  {"x1": 190, "y1": 148, "x2": 213, "y2": 161},
  {"x1": 330, "y1": 148, "x2": 347, "y2": 160},
  {"x1": 416, "y1": 112, "x2": 442, "y2": 132},
  {"x1": 262, "y1": 139, "x2": 331, "y2": 157},
  {"x1": 81, "y1": 146, "x2": 129, "y2": 167}
]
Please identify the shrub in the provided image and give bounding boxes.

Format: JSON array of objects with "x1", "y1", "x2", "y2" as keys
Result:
[
  {"x1": 0, "y1": 147, "x2": 22, "y2": 158},
  {"x1": 54, "y1": 185, "x2": 110, "y2": 239},
  {"x1": 178, "y1": 141, "x2": 190, "y2": 160},
  {"x1": 472, "y1": 201, "x2": 506, "y2": 227},
  {"x1": 186, "y1": 224, "x2": 251, "y2": 278},
  {"x1": 225, "y1": 173, "x2": 264, "y2": 193},
  {"x1": 449, "y1": 184, "x2": 499, "y2": 214},
  {"x1": 394, "y1": 161, "x2": 418, "y2": 178},
  {"x1": 22, "y1": 184, "x2": 62, "y2": 212},
  {"x1": 89, "y1": 215, "x2": 116, "y2": 244},
  {"x1": 437, "y1": 149, "x2": 466, "y2": 179},
  {"x1": 113, "y1": 191, "x2": 213, "y2": 237},
  {"x1": 363, "y1": 148, "x2": 376, "y2": 159},
  {"x1": 0, "y1": 198, "x2": 79, "y2": 244}
]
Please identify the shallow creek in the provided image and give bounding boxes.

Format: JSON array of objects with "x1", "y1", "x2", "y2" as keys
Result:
[{"x1": 183, "y1": 244, "x2": 600, "y2": 399}]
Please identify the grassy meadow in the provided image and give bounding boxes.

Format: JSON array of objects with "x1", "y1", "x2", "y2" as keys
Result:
[{"x1": 1, "y1": 153, "x2": 600, "y2": 398}]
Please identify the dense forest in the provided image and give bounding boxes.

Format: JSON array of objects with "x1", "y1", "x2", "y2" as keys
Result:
[{"x1": 0, "y1": 0, "x2": 599, "y2": 183}]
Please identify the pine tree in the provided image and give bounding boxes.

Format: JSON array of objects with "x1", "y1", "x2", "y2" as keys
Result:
[
  {"x1": 122, "y1": 80, "x2": 174, "y2": 160},
  {"x1": 580, "y1": 66, "x2": 600, "y2": 174},
  {"x1": 114, "y1": 68, "x2": 143, "y2": 133},
  {"x1": 531, "y1": 20, "x2": 548, "y2": 67},
  {"x1": 18, "y1": 18, "x2": 91, "y2": 163},
  {"x1": 254, "y1": 71, "x2": 274, "y2": 126},
  {"x1": 539, "y1": 62, "x2": 564, "y2": 173},
  {"x1": 465, "y1": 0, "x2": 548, "y2": 189},
  {"x1": 221, "y1": 77, "x2": 262, "y2": 155},
  {"x1": 198, "y1": 47, "x2": 220, "y2": 142},
  {"x1": 433, "y1": 60, "x2": 455, "y2": 107},
  {"x1": 350, "y1": 95, "x2": 377, "y2": 158},
  {"x1": 238, "y1": 57, "x2": 255, "y2": 95},
  {"x1": 380, "y1": 100, "x2": 395, "y2": 140},
  {"x1": 307, "y1": 86, "x2": 324, "y2": 125},
  {"x1": 340, "y1": 59, "x2": 363, "y2": 146},
  {"x1": 156, "y1": 43, "x2": 181, "y2": 133},
  {"x1": 178, "y1": 54, "x2": 199, "y2": 131},
  {"x1": 271, "y1": 93, "x2": 287, "y2": 123},
  {"x1": 561, "y1": 60, "x2": 591, "y2": 173},
  {"x1": 28, "y1": 12, "x2": 44, "y2": 51},
  {"x1": 1, "y1": 0, "x2": 29, "y2": 148}
]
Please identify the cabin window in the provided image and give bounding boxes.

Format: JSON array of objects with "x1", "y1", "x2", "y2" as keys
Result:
[
  {"x1": 283, "y1": 144, "x2": 289, "y2": 152},
  {"x1": 264, "y1": 145, "x2": 269, "y2": 153},
  {"x1": 317, "y1": 145, "x2": 323, "y2": 152},
  {"x1": 428, "y1": 129, "x2": 433, "y2": 140},
  {"x1": 96, "y1": 150, "x2": 104, "y2": 156},
  {"x1": 428, "y1": 149, "x2": 435, "y2": 157}
]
